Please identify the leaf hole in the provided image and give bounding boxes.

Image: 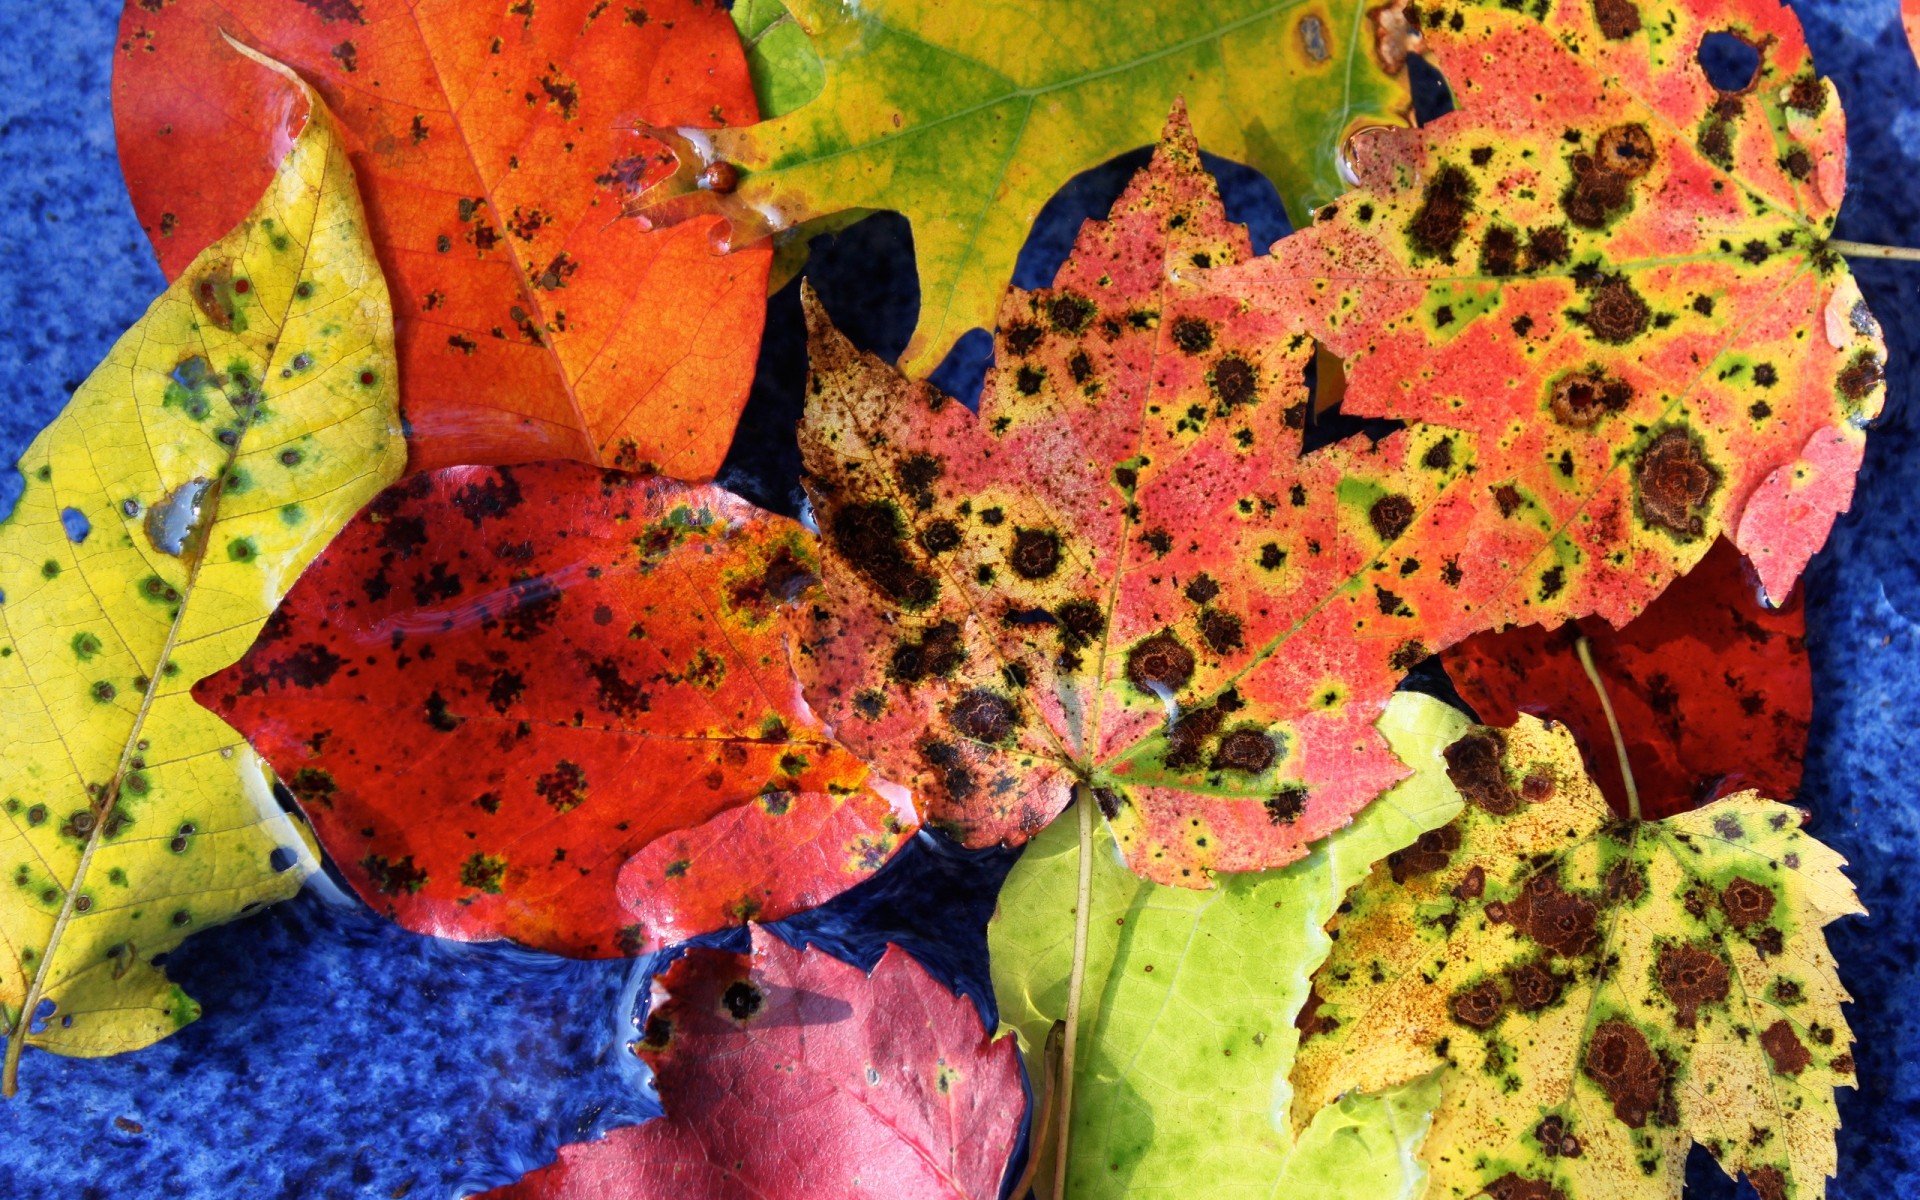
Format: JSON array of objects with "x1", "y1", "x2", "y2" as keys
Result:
[
  {"x1": 1299, "y1": 339, "x2": 1402, "y2": 456},
  {"x1": 269, "y1": 846, "x2": 299, "y2": 873},
  {"x1": 1697, "y1": 31, "x2": 1761, "y2": 92},
  {"x1": 28, "y1": 998, "x2": 54, "y2": 1034},
  {"x1": 59, "y1": 507, "x2": 90, "y2": 543}
]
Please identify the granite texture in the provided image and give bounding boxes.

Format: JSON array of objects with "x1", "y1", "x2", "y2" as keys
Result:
[{"x1": 0, "y1": 1, "x2": 1914, "y2": 1197}]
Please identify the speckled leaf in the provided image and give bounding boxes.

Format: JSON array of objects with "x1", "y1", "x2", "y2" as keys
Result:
[
  {"x1": 195, "y1": 464, "x2": 888, "y2": 957},
  {"x1": 480, "y1": 928, "x2": 1024, "y2": 1200},
  {"x1": 0, "y1": 58, "x2": 403, "y2": 1089},
  {"x1": 114, "y1": 0, "x2": 771, "y2": 476},
  {"x1": 798, "y1": 104, "x2": 1478, "y2": 884},
  {"x1": 987, "y1": 691, "x2": 1463, "y2": 1198},
  {"x1": 1447, "y1": 537, "x2": 1810, "y2": 820},
  {"x1": 1292, "y1": 714, "x2": 1863, "y2": 1200},
  {"x1": 1219, "y1": 0, "x2": 1886, "y2": 612},
  {"x1": 636, "y1": 0, "x2": 1417, "y2": 376}
]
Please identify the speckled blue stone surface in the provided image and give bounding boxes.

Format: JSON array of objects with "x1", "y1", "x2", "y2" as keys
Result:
[{"x1": 0, "y1": 2, "x2": 1914, "y2": 1197}]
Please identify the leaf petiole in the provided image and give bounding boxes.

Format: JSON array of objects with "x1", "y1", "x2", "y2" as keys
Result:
[
  {"x1": 1052, "y1": 788, "x2": 1096, "y2": 1198},
  {"x1": 1828, "y1": 239, "x2": 1920, "y2": 263},
  {"x1": 1574, "y1": 635, "x2": 1641, "y2": 821}
]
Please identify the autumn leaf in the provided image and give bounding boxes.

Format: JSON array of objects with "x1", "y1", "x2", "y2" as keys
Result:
[
  {"x1": 987, "y1": 691, "x2": 1463, "y2": 1197},
  {"x1": 1219, "y1": 0, "x2": 1887, "y2": 612},
  {"x1": 114, "y1": 0, "x2": 771, "y2": 476},
  {"x1": 479, "y1": 928, "x2": 1024, "y2": 1199},
  {"x1": 1906, "y1": 0, "x2": 1920, "y2": 70},
  {"x1": 0, "y1": 54, "x2": 403, "y2": 1091},
  {"x1": 1446, "y1": 538, "x2": 1810, "y2": 820},
  {"x1": 1291, "y1": 714, "x2": 1862, "y2": 1200},
  {"x1": 635, "y1": 0, "x2": 1418, "y2": 376},
  {"x1": 797, "y1": 103, "x2": 1479, "y2": 884},
  {"x1": 195, "y1": 463, "x2": 895, "y2": 957}
]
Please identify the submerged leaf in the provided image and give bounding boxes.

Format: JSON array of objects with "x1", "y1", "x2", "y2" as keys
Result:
[
  {"x1": 481, "y1": 929, "x2": 1024, "y2": 1199},
  {"x1": 0, "y1": 60, "x2": 403, "y2": 1085},
  {"x1": 640, "y1": 0, "x2": 1417, "y2": 374},
  {"x1": 1292, "y1": 714, "x2": 1862, "y2": 1200},
  {"x1": 988, "y1": 691, "x2": 1464, "y2": 1197},
  {"x1": 197, "y1": 464, "x2": 890, "y2": 957},
  {"x1": 1447, "y1": 537, "x2": 1810, "y2": 819},
  {"x1": 114, "y1": 0, "x2": 771, "y2": 475}
]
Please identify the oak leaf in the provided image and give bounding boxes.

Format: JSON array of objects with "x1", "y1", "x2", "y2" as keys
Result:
[
  {"x1": 636, "y1": 0, "x2": 1418, "y2": 376},
  {"x1": 1446, "y1": 538, "x2": 1810, "y2": 820},
  {"x1": 0, "y1": 57, "x2": 403, "y2": 1090},
  {"x1": 114, "y1": 0, "x2": 771, "y2": 475},
  {"x1": 196, "y1": 464, "x2": 896, "y2": 957},
  {"x1": 479, "y1": 929, "x2": 1024, "y2": 1199},
  {"x1": 1291, "y1": 714, "x2": 1862, "y2": 1200}
]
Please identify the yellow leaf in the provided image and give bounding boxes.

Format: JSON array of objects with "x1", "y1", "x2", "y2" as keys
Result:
[{"x1": 0, "y1": 48, "x2": 402, "y2": 1092}]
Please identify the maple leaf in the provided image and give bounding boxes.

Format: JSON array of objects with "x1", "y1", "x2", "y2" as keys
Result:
[
  {"x1": 1291, "y1": 714, "x2": 1862, "y2": 1200},
  {"x1": 479, "y1": 929, "x2": 1024, "y2": 1199},
  {"x1": 635, "y1": 0, "x2": 1419, "y2": 376},
  {"x1": 797, "y1": 103, "x2": 1478, "y2": 884},
  {"x1": 1218, "y1": 0, "x2": 1887, "y2": 613},
  {"x1": 0, "y1": 54, "x2": 403, "y2": 1092},
  {"x1": 988, "y1": 692, "x2": 1464, "y2": 1197},
  {"x1": 195, "y1": 464, "x2": 896, "y2": 958},
  {"x1": 1906, "y1": 0, "x2": 1920, "y2": 70},
  {"x1": 1446, "y1": 538, "x2": 1810, "y2": 820},
  {"x1": 113, "y1": 0, "x2": 771, "y2": 476}
]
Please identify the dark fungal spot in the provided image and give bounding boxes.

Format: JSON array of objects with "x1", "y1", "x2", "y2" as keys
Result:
[
  {"x1": 1585, "y1": 1019, "x2": 1666, "y2": 1127},
  {"x1": 450, "y1": 469, "x2": 524, "y2": 526},
  {"x1": 1369, "y1": 494, "x2": 1415, "y2": 540},
  {"x1": 722, "y1": 981, "x2": 764, "y2": 1021},
  {"x1": 1591, "y1": 0, "x2": 1641, "y2": 40},
  {"x1": 1163, "y1": 704, "x2": 1227, "y2": 769},
  {"x1": 1760, "y1": 1019, "x2": 1811, "y2": 1075},
  {"x1": 1126, "y1": 631, "x2": 1194, "y2": 694},
  {"x1": 1470, "y1": 145, "x2": 1495, "y2": 167},
  {"x1": 1265, "y1": 785, "x2": 1308, "y2": 824},
  {"x1": 888, "y1": 621, "x2": 965, "y2": 684},
  {"x1": 1783, "y1": 147, "x2": 1812, "y2": 180},
  {"x1": 1198, "y1": 608, "x2": 1243, "y2": 654},
  {"x1": 535, "y1": 760, "x2": 589, "y2": 813},
  {"x1": 949, "y1": 689, "x2": 1017, "y2": 744},
  {"x1": 1575, "y1": 276, "x2": 1652, "y2": 344},
  {"x1": 1451, "y1": 980, "x2": 1505, "y2": 1030},
  {"x1": 1015, "y1": 365, "x2": 1045, "y2": 396},
  {"x1": 361, "y1": 853, "x2": 428, "y2": 896},
  {"x1": 1720, "y1": 876, "x2": 1776, "y2": 928},
  {"x1": 896, "y1": 453, "x2": 944, "y2": 509},
  {"x1": 1258, "y1": 543, "x2": 1285, "y2": 570},
  {"x1": 1004, "y1": 320, "x2": 1043, "y2": 356},
  {"x1": 1423, "y1": 438, "x2": 1455, "y2": 470},
  {"x1": 1210, "y1": 354, "x2": 1257, "y2": 406},
  {"x1": 1786, "y1": 73, "x2": 1827, "y2": 116},
  {"x1": 1055, "y1": 600, "x2": 1105, "y2": 649},
  {"x1": 1549, "y1": 368, "x2": 1633, "y2": 428},
  {"x1": 1480, "y1": 225, "x2": 1521, "y2": 277},
  {"x1": 1010, "y1": 528, "x2": 1062, "y2": 579},
  {"x1": 1047, "y1": 292, "x2": 1096, "y2": 333},
  {"x1": 1169, "y1": 315, "x2": 1214, "y2": 354},
  {"x1": 1212, "y1": 729, "x2": 1274, "y2": 774},
  {"x1": 1634, "y1": 428, "x2": 1721, "y2": 540},
  {"x1": 979, "y1": 507, "x2": 1005, "y2": 526},
  {"x1": 1483, "y1": 1173, "x2": 1568, "y2": 1200},
  {"x1": 1837, "y1": 348, "x2": 1884, "y2": 402},
  {"x1": 1596, "y1": 123, "x2": 1655, "y2": 178},
  {"x1": 1184, "y1": 574, "x2": 1220, "y2": 604},
  {"x1": 1507, "y1": 962, "x2": 1565, "y2": 1012},
  {"x1": 1752, "y1": 363, "x2": 1778, "y2": 388},
  {"x1": 1386, "y1": 824, "x2": 1461, "y2": 883},
  {"x1": 1509, "y1": 871, "x2": 1600, "y2": 957},
  {"x1": 919, "y1": 520, "x2": 961, "y2": 555},
  {"x1": 1657, "y1": 942, "x2": 1730, "y2": 1028},
  {"x1": 920, "y1": 739, "x2": 977, "y2": 801},
  {"x1": 1406, "y1": 164, "x2": 1474, "y2": 262},
  {"x1": 1445, "y1": 731, "x2": 1521, "y2": 814},
  {"x1": 830, "y1": 500, "x2": 936, "y2": 608}
]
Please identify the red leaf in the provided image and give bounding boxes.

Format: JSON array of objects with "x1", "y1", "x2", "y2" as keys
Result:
[
  {"x1": 114, "y1": 0, "x2": 770, "y2": 476},
  {"x1": 195, "y1": 465, "x2": 891, "y2": 957},
  {"x1": 480, "y1": 929, "x2": 1024, "y2": 1200},
  {"x1": 1445, "y1": 538, "x2": 1810, "y2": 820}
]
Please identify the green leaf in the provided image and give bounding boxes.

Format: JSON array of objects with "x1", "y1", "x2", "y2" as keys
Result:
[
  {"x1": 732, "y1": 0, "x2": 825, "y2": 119},
  {"x1": 659, "y1": 0, "x2": 1417, "y2": 374},
  {"x1": 0, "y1": 49, "x2": 403, "y2": 1091},
  {"x1": 988, "y1": 691, "x2": 1467, "y2": 1196}
]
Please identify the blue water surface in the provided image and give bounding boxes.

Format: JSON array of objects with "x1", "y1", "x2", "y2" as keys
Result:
[{"x1": 0, "y1": 1, "x2": 1914, "y2": 1197}]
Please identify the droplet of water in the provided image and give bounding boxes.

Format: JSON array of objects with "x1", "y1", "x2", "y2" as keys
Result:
[{"x1": 144, "y1": 478, "x2": 213, "y2": 557}]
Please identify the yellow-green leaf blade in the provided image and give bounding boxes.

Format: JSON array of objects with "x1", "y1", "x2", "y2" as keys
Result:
[
  {"x1": 0, "y1": 58, "x2": 403, "y2": 1084},
  {"x1": 987, "y1": 691, "x2": 1466, "y2": 1196}
]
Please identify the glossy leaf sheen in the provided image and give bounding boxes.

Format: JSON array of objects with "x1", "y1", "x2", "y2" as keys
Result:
[
  {"x1": 481, "y1": 929, "x2": 1024, "y2": 1200},
  {"x1": 1446, "y1": 538, "x2": 1810, "y2": 820},
  {"x1": 0, "y1": 68, "x2": 402, "y2": 1069},
  {"x1": 196, "y1": 464, "x2": 886, "y2": 957},
  {"x1": 645, "y1": 0, "x2": 1415, "y2": 375},
  {"x1": 799, "y1": 106, "x2": 1472, "y2": 883},
  {"x1": 1221, "y1": 0, "x2": 1886, "y2": 611},
  {"x1": 1293, "y1": 715, "x2": 1862, "y2": 1200},
  {"x1": 988, "y1": 691, "x2": 1465, "y2": 1197},
  {"x1": 114, "y1": 0, "x2": 771, "y2": 475}
]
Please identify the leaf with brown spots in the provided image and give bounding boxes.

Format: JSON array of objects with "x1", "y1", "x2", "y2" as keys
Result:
[
  {"x1": 477, "y1": 929, "x2": 1024, "y2": 1200},
  {"x1": 799, "y1": 103, "x2": 1476, "y2": 885},
  {"x1": 1217, "y1": 0, "x2": 1885, "y2": 611},
  {"x1": 114, "y1": 0, "x2": 770, "y2": 476},
  {"x1": 195, "y1": 465, "x2": 897, "y2": 957},
  {"x1": 1446, "y1": 537, "x2": 1811, "y2": 820},
  {"x1": 1292, "y1": 714, "x2": 1863, "y2": 1200}
]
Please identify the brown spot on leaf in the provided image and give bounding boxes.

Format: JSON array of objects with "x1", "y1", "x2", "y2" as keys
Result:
[
  {"x1": 1484, "y1": 1173, "x2": 1567, "y2": 1200},
  {"x1": 1198, "y1": 608, "x2": 1243, "y2": 654},
  {"x1": 1127, "y1": 631, "x2": 1195, "y2": 693},
  {"x1": 888, "y1": 621, "x2": 965, "y2": 684},
  {"x1": 1595, "y1": 123, "x2": 1655, "y2": 177},
  {"x1": 1507, "y1": 961, "x2": 1565, "y2": 1011},
  {"x1": 1169, "y1": 315, "x2": 1214, "y2": 354},
  {"x1": 1585, "y1": 1019, "x2": 1666, "y2": 1127},
  {"x1": 1370, "y1": 494, "x2": 1415, "y2": 540},
  {"x1": 1445, "y1": 732, "x2": 1521, "y2": 814},
  {"x1": 831, "y1": 500, "x2": 937, "y2": 608},
  {"x1": 1210, "y1": 354, "x2": 1258, "y2": 406},
  {"x1": 950, "y1": 689, "x2": 1017, "y2": 743},
  {"x1": 1297, "y1": 984, "x2": 1338, "y2": 1039},
  {"x1": 1406, "y1": 164, "x2": 1475, "y2": 262},
  {"x1": 1657, "y1": 943, "x2": 1731, "y2": 1028},
  {"x1": 1549, "y1": 368, "x2": 1634, "y2": 428},
  {"x1": 1760, "y1": 1019, "x2": 1811, "y2": 1075},
  {"x1": 1010, "y1": 528, "x2": 1062, "y2": 579},
  {"x1": 1212, "y1": 729, "x2": 1275, "y2": 774},
  {"x1": 1576, "y1": 276, "x2": 1652, "y2": 343},
  {"x1": 1387, "y1": 824, "x2": 1461, "y2": 883},
  {"x1": 1635, "y1": 428, "x2": 1721, "y2": 539},
  {"x1": 1451, "y1": 980, "x2": 1506, "y2": 1029},
  {"x1": 1591, "y1": 0, "x2": 1641, "y2": 39},
  {"x1": 1508, "y1": 871, "x2": 1599, "y2": 957}
]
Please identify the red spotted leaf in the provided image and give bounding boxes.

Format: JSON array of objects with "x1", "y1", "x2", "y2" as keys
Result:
[
  {"x1": 195, "y1": 464, "x2": 891, "y2": 957},
  {"x1": 1445, "y1": 538, "x2": 1810, "y2": 820},
  {"x1": 114, "y1": 0, "x2": 770, "y2": 475},
  {"x1": 480, "y1": 929, "x2": 1023, "y2": 1200},
  {"x1": 798, "y1": 104, "x2": 1462, "y2": 884}
]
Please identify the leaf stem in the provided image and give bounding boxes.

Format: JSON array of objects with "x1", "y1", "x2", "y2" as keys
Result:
[
  {"x1": 1574, "y1": 635, "x2": 1640, "y2": 821},
  {"x1": 1052, "y1": 787, "x2": 1095, "y2": 1199},
  {"x1": 1829, "y1": 240, "x2": 1920, "y2": 263}
]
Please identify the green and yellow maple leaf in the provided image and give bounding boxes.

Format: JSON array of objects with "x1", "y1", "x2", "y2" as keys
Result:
[
  {"x1": 989, "y1": 691, "x2": 1465, "y2": 1197},
  {"x1": 0, "y1": 49, "x2": 403, "y2": 1091},
  {"x1": 651, "y1": 0, "x2": 1419, "y2": 375},
  {"x1": 1291, "y1": 714, "x2": 1862, "y2": 1200}
]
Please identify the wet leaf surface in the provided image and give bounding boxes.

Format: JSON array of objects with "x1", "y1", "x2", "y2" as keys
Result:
[
  {"x1": 481, "y1": 928, "x2": 1024, "y2": 1199},
  {"x1": 114, "y1": 0, "x2": 771, "y2": 475},
  {"x1": 1447, "y1": 537, "x2": 1811, "y2": 820},
  {"x1": 196, "y1": 464, "x2": 889, "y2": 958},
  {"x1": 1293, "y1": 714, "x2": 1862, "y2": 1200},
  {"x1": 0, "y1": 61, "x2": 402, "y2": 1082}
]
